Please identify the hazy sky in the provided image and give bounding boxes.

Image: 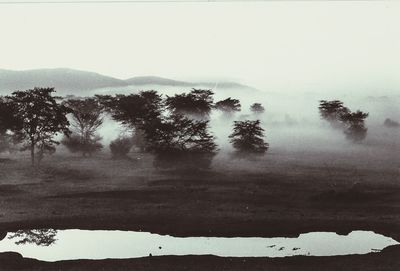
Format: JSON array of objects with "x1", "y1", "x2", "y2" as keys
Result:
[{"x1": 0, "y1": 1, "x2": 399, "y2": 94}]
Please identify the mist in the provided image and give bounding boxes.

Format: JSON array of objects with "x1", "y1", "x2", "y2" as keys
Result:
[{"x1": 82, "y1": 84, "x2": 399, "y2": 174}]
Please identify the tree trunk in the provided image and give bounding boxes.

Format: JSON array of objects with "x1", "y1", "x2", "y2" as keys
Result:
[{"x1": 30, "y1": 142, "x2": 35, "y2": 166}]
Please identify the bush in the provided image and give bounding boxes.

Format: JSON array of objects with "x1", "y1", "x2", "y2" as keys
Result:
[
  {"x1": 109, "y1": 137, "x2": 133, "y2": 159},
  {"x1": 62, "y1": 134, "x2": 103, "y2": 157},
  {"x1": 165, "y1": 89, "x2": 214, "y2": 118}
]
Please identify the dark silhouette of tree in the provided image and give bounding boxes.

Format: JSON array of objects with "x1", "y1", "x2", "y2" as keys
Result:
[
  {"x1": 318, "y1": 100, "x2": 350, "y2": 127},
  {"x1": 6, "y1": 88, "x2": 70, "y2": 166},
  {"x1": 250, "y1": 103, "x2": 265, "y2": 114},
  {"x1": 62, "y1": 98, "x2": 103, "y2": 157},
  {"x1": 229, "y1": 120, "x2": 269, "y2": 156},
  {"x1": 8, "y1": 229, "x2": 57, "y2": 246},
  {"x1": 165, "y1": 89, "x2": 214, "y2": 118},
  {"x1": 109, "y1": 137, "x2": 133, "y2": 159},
  {"x1": 340, "y1": 110, "x2": 369, "y2": 142},
  {"x1": 215, "y1": 98, "x2": 241, "y2": 114},
  {"x1": 145, "y1": 114, "x2": 218, "y2": 168},
  {"x1": 97, "y1": 90, "x2": 163, "y2": 129},
  {"x1": 97, "y1": 90, "x2": 163, "y2": 151},
  {"x1": 319, "y1": 100, "x2": 369, "y2": 143},
  {"x1": 99, "y1": 91, "x2": 217, "y2": 168}
]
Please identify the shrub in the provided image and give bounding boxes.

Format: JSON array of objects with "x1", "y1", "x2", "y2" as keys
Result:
[
  {"x1": 62, "y1": 134, "x2": 103, "y2": 157},
  {"x1": 109, "y1": 137, "x2": 133, "y2": 159}
]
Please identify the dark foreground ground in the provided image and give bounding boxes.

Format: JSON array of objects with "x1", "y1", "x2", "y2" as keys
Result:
[
  {"x1": 0, "y1": 146, "x2": 399, "y2": 270},
  {"x1": 1, "y1": 245, "x2": 400, "y2": 271}
]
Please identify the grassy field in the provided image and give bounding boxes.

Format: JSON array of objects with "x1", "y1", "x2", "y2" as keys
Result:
[{"x1": 0, "y1": 146, "x2": 399, "y2": 269}]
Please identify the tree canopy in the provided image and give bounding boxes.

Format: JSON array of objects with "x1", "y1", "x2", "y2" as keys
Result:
[
  {"x1": 165, "y1": 88, "x2": 214, "y2": 118},
  {"x1": 215, "y1": 98, "x2": 241, "y2": 114},
  {"x1": 96, "y1": 90, "x2": 163, "y2": 129},
  {"x1": 318, "y1": 100, "x2": 350, "y2": 125}
]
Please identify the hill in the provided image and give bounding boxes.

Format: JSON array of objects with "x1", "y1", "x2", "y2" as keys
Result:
[{"x1": 0, "y1": 68, "x2": 260, "y2": 95}]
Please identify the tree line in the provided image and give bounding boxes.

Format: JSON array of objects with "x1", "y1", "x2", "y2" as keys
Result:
[
  {"x1": 0, "y1": 88, "x2": 370, "y2": 168},
  {"x1": 0, "y1": 87, "x2": 268, "y2": 167}
]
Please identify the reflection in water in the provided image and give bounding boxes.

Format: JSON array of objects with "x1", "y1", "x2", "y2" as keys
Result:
[
  {"x1": 8, "y1": 229, "x2": 57, "y2": 246},
  {"x1": 0, "y1": 230, "x2": 398, "y2": 262}
]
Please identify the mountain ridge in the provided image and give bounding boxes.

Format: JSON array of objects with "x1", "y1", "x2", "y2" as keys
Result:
[{"x1": 0, "y1": 68, "x2": 259, "y2": 94}]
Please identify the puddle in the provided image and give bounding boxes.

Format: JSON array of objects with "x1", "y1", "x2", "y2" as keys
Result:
[{"x1": 0, "y1": 229, "x2": 397, "y2": 262}]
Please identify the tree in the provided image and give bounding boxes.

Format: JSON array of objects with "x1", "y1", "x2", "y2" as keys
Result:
[
  {"x1": 165, "y1": 89, "x2": 214, "y2": 118},
  {"x1": 318, "y1": 100, "x2": 350, "y2": 127},
  {"x1": 8, "y1": 229, "x2": 57, "y2": 246},
  {"x1": 145, "y1": 114, "x2": 218, "y2": 168},
  {"x1": 6, "y1": 88, "x2": 70, "y2": 166},
  {"x1": 97, "y1": 90, "x2": 163, "y2": 129},
  {"x1": 229, "y1": 120, "x2": 269, "y2": 156},
  {"x1": 62, "y1": 98, "x2": 103, "y2": 157},
  {"x1": 318, "y1": 100, "x2": 369, "y2": 143},
  {"x1": 215, "y1": 98, "x2": 241, "y2": 114},
  {"x1": 250, "y1": 103, "x2": 265, "y2": 114},
  {"x1": 340, "y1": 110, "x2": 369, "y2": 142},
  {"x1": 97, "y1": 90, "x2": 163, "y2": 151}
]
